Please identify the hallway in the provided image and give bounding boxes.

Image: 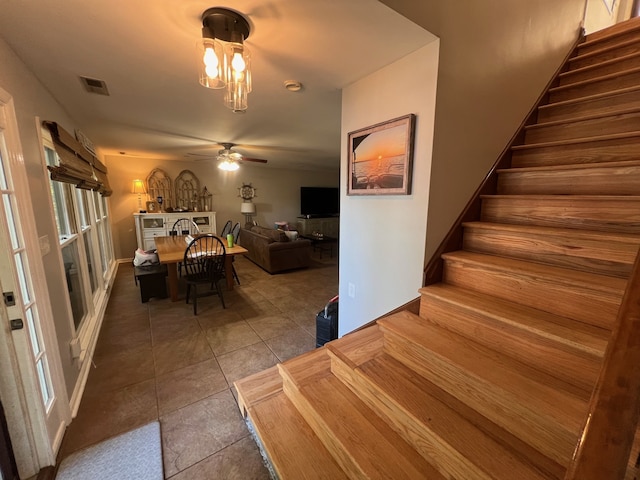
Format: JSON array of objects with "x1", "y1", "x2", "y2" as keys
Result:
[{"x1": 57, "y1": 254, "x2": 338, "y2": 478}]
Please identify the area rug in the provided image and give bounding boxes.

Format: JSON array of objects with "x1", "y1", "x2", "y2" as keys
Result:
[{"x1": 56, "y1": 421, "x2": 163, "y2": 480}]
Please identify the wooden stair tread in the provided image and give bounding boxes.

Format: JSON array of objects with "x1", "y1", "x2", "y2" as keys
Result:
[
  {"x1": 481, "y1": 193, "x2": 640, "y2": 201},
  {"x1": 278, "y1": 344, "x2": 332, "y2": 387},
  {"x1": 571, "y1": 37, "x2": 639, "y2": 62},
  {"x1": 479, "y1": 194, "x2": 640, "y2": 237},
  {"x1": 495, "y1": 161, "x2": 640, "y2": 197},
  {"x1": 525, "y1": 106, "x2": 640, "y2": 131},
  {"x1": 512, "y1": 130, "x2": 640, "y2": 150},
  {"x1": 419, "y1": 282, "x2": 609, "y2": 357},
  {"x1": 579, "y1": 17, "x2": 640, "y2": 49},
  {"x1": 497, "y1": 159, "x2": 640, "y2": 173},
  {"x1": 331, "y1": 349, "x2": 563, "y2": 480},
  {"x1": 323, "y1": 323, "x2": 384, "y2": 368},
  {"x1": 538, "y1": 84, "x2": 640, "y2": 112},
  {"x1": 233, "y1": 365, "x2": 282, "y2": 417},
  {"x1": 280, "y1": 351, "x2": 447, "y2": 479},
  {"x1": 378, "y1": 311, "x2": 589, "y2": 465},
  {"x1": 247, "y1": 390, "x2": 350, "y2": 479},
  {"x1": 561, "y1": 51, "x2": 640, "y2": 80},
  {"x1": 549, "y1": 66, "x2": 640, "y2": 94},
  {"x1": 442, "y1": 250, "x2": 627, "y2": 295},
  {"x1": 418, "y1": 283, "x2": 604, "y2": 393},
  {"x1": 462, "y1": 221, "x2": 640, "y2": 277},
  {"x1": 461, "y1": 219, "x2": 640, "y2": 241},
  {"x1": 442, "y1": 250, "x2": 626, "y2": 329}
]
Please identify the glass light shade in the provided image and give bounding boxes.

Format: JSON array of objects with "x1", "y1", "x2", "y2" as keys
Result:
[
  {"x1": 197, "y1": 38, "x2": 225, "y2": 89},
  {"x1": 223, "y1": 43, "x2": 251, "y2": 112},
  {"x1": 218, "y1": 159, "x2": 240, "y2": 171},
  {"x1": 240, "y1": 202, "x2": 256, "y2": 214}
]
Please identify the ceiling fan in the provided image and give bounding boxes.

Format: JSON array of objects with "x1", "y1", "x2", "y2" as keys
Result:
[{"x1": 187, "y1": 143, "x2": 268, "y2": 170}]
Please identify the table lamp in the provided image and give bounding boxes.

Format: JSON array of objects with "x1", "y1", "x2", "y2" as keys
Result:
[
  {"x1": 240, "y1": 202, "x2": 256, "y2": 227},
  {"x1": 132, "y1": 179, "x2": 146, "y2": 212}
]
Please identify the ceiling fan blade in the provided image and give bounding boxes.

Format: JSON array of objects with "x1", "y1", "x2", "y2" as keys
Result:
[{"x1": 242, "y1": 157, "x2": 268, "y2": 164}]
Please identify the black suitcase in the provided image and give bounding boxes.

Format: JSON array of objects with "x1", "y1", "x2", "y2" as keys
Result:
[{"x1": 316, "y1": 298, "x2": 338, "y2": 347}]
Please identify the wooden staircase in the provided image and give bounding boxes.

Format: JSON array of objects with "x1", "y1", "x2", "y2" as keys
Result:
[{"x1": 235, "y1": 18, "x2": 640, "y2": 480}]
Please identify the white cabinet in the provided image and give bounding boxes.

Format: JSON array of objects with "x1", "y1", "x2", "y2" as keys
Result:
[
  {"x1": 134, "y1": 212, "x2": 217, "y2": 251},
  {"x1": 296, "y1": 217, "x2": 339, "y2": 238}
]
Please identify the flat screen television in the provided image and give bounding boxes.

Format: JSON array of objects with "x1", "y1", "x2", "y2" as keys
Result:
[{"x1": 300, "y1": 187, "x2": 339, "y2": 217}]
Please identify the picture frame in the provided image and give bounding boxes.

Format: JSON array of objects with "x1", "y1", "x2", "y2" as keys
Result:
[
  {"x1": 347, "y1": 114, "x2": 416, "y2": 196},
  {"x1": 146, "y1": 200, "x2": 157, "y2": 212}
]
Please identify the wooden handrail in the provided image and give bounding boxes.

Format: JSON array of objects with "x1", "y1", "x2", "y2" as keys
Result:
[{"x1": 564, "y1": 247, "x2": 640, "y2": 480}]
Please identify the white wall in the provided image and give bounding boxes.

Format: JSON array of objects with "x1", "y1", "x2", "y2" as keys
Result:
[
  {"x1": 105, "y1": 155, "x2": 339, "y2": 260},
  {"x1": 339, "y1": 42, "x2": 439, "y2": 336},
  {"x1": 584, "y1": 0, "x2": 633, "y2": 33},
  {"x1": 381, "y1": 0, "x2": 587, "y2": 265}
]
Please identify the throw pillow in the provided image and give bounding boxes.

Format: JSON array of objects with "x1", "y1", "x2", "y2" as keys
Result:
[{"x1": 284, "y1": 230, "x2": 298, "y2": 241}]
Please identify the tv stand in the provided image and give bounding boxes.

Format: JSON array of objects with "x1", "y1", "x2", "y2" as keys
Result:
[{"x1": 296, "y1": 216, "x2": 339, "y2": 238}]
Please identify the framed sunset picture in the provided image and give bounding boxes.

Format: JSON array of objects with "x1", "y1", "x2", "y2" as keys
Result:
[{"x1": 347, "y1": 114, "x2": 416, "y2": 195}]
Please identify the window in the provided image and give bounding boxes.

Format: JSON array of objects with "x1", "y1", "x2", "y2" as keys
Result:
[{"x1": 41, "y1": 129, "x2": 114, "y2": 334}]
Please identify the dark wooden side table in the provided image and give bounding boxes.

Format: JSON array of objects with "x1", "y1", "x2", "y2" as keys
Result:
[{"x1": 300, "y1": 234, "x2": 338, "y2": 259}]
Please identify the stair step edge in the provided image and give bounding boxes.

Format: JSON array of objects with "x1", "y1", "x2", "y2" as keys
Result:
[
  {"x1": 497, "y1": 159, "x2": 640, "y2": 173},
  {"x1": 561, "y1": 50, "x2": 640, "y2": 79},
  {"x1": 441, "y1": 250, "x2": 627, "y2": 293},
  {"x1": 247, "y1": 391, "x2": 350, "y2": 479},
  {"x1": 549, "y1": 66, "x2": 640, "y2": 93},
  {"x1": 579, "y1": 20, "x2": 640, "y2": 50},
  {"x1": 479, "y1": 193, "x2": 640, "y2": 201},
  {"x1": 539, "y1": 84, "x2": 640, "y2": 111},
  {"x1": 525, "y1": 106, "x2": 640, "y2": 131},
  {"x1": 281, "y1": 367, "x2": 446, "y2": 480},
  {"x1": 234, "y1": 365, "x2": 283, "y2": 416},
  {"x1": 329, "y1": 349, "x2": 557, "y2": 480},
  {"x1": 419, "y1": 283, "x2": 610, "y2": 357},
  {"x1": 512, "y1": 130, "x2": 640, "y2": 150},
  {"x1": 378, "y1": 312, "x2": 587, "y2": 465},
  {"x1": 461, "y1": 221, "x2": 640, "y2": 243}
]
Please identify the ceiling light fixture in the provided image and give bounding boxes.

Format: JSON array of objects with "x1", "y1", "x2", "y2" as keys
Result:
[
  {"x1": 217, "y1": 145, "x2": 242, "y2": 171},
  {"x1": 198, "y1": 7, "x2": 252, "y2": 113}
]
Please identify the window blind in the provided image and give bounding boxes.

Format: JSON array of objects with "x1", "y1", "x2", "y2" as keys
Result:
[{"x1": 43, "y1": 121, "x2": 112, "y2": 196}]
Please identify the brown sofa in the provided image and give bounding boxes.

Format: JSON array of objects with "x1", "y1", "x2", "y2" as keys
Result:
[{"x1": 239, "y1": 225, "x2": 312, "y2": 274}]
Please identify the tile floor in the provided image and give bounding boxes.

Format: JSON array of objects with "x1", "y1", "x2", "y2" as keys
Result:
[{"x1": 58, "y1": 252, "x2": 338, "y2": 479}]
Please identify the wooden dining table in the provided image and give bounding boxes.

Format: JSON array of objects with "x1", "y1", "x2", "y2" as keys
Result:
[{"x1": 154, "y1": 235, "x2": 248, "y2": 302}]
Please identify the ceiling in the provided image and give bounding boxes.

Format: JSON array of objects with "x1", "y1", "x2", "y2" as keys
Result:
[{"x1": 0, "y1": 0, "x2": 435, "y2": 171}]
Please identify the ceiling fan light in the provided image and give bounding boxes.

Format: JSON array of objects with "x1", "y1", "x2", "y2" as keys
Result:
[{"x1": 218, "y1": 158, "x2": 240, "y2": 171}]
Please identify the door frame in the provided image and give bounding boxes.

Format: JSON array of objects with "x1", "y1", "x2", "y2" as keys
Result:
[
  {"x1": 0, "y1": 87, "x2": 70, "y2": 477},
  {"x1": 0, "y1": 400, "x2": 19, "y2": 480}
]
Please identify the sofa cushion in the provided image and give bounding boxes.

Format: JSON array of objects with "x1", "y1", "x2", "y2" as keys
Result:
[{"x1": 251, "y1": 225, "x2": 289, "y2": 242}]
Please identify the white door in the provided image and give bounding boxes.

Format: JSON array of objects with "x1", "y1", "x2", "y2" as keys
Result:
[{"x1": 0, "y1": 89, "x2": 69, "y2": 477}]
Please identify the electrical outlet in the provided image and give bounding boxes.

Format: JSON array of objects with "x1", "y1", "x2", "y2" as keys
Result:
[{"x1": 348, "y1": 283, "x2": 356, "y2": 298}]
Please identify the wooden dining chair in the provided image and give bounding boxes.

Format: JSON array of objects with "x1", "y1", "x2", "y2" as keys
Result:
[
  {"x1": 171, "y1": 218, "x2": 200, "y2": 276},
  {"x1": 230, "y1": 222, "x2": 241, "y2": 284},
  {"x1": 171, "y1": 218, "x2": 200, "y2": 236},
  {"x1": 220, "y1": 220, "x2": 233, "y2": 237},
  {"x1": 182, "y1": 234, "x2": 226, "y2": 315}
]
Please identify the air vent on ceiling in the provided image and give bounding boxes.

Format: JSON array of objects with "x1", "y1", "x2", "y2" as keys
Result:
[{"x1": 79, "y1": 76, "x2": 110, "y2": 96}]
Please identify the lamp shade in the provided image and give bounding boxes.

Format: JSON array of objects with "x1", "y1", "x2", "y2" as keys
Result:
[
  {"x1": 240, "y1": 202, "x2": 256, "y2": 214},
  {"x1": 132, "y1": 179, "x2": 146, "y2": 194}
]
